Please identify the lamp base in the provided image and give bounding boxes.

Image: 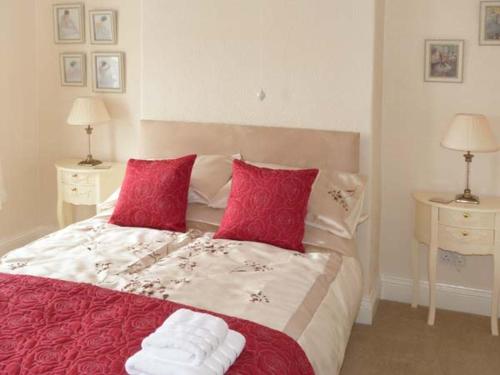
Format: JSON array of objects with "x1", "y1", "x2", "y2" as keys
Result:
[
  {"x1": 455, "y1": 191, "x2": 479, "y2": 205},
  {"x1": 78, "y1": 155, "x2": 102, "y2": 166}
]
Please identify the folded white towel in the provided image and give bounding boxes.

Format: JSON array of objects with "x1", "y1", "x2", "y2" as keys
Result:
[
  {"x1": 152, "y1": 324, "x2": 223, "y2": 352},
  {"x1": 161, "y1": 309, "x2": 229, "y2": 344},
  {"x1": 125, "y1": 330, "x2": 246, "y2": 375},
  {"x1": 141, "y1": 309, "x2": 229, "y2": 366},
  {"x1": 143, "y1": 330, "x2": 213, "y2": 366}
]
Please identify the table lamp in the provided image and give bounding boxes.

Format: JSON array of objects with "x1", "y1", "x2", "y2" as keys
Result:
[
  {"x1": 67, "y1": 97, "x2": 110, "y2": 166},
  {"x1": 441, "y1": 113, "x2": 499, "y2": 204}
]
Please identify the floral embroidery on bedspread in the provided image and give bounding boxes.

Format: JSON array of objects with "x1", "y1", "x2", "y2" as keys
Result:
[
  {"x1": 250, "y1": 291, "x2": 270, "y2": 303},
  {"x1": 0, "y1": 222, "x2": 203, "y2": 284},
  {"x1": 184, "y1": 237, "x2": 237, "y2": 256},
  {"x1": 95, "y1": 262, "x2": 111, "y2": 274},
  {"x1": 7, "y1": 262, "x2": 27, "y2": 271},
  {"x1": 121, "y1": 277, "x2": 192, "y2": 300},
  {"x1": 0, "y1": 221, "x2": 344, "y2": 351},
  {"x1": 231, "y1": 260, "x2": 274, "y2": 273}
]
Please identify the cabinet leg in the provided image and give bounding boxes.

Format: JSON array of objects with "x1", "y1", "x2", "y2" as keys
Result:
[
  {"x1": 411, "y1": 238, "x2": 420, "y2": 308},
  {"x1": 427, "y1": 206, "x2": 439, "y2": 326},
  {"x1": 492, "y1": 253, "x2": 500, "y2": 336},
  {"x1": 57, "y1": 199, "x2": 65, "y2": 229},
  {"x1": 57, "y1": 200, "x2": 73, "y2": 228},
  {"x1": 427, "y1": 244, "x2": 437, "y2": 326}
]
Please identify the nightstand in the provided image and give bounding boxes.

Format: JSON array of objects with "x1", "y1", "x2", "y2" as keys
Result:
[
  {"x1": 412, "y1": 191, "x2": 500, "y2": 335},
  {"x1": 55, "y1": 159, "x2": 125, "y2": 228}
]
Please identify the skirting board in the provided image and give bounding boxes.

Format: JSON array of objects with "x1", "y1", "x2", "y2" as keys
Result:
[
  {"x1": 381, "y1": 274, "x2": 493, "y2": 317},
  {"x1": 356, "y1": 280, "x2": 380, "y2": 325},
  {"x1": 0, "y1": 226, "x2": 55, "y2": 256}
]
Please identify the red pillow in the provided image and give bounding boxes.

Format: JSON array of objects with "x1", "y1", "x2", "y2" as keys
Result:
[
  {"x1": 109, "y1": 155, "x2": 196, "y2": 232},
  {"x1": 214, "y1": 160, "x2": 319, "y2": 251}
]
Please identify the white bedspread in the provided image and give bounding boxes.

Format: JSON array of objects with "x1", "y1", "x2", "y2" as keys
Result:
[{"x1": 0, "y1": 210, "x2": 362, "y2": 375}]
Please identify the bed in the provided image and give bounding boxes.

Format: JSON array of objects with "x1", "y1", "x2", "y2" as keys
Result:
[{"x1": 0, "y1": 121, "x2": 363, "y2": 375}]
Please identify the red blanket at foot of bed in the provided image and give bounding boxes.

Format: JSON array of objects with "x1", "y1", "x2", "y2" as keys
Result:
[{"x1": 0, "y1": 273, "x2": 314, "y2": 375}]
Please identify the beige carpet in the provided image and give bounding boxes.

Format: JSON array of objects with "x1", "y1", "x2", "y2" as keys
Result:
[{"x1": 341, "y1": 301, "x2": 500, "y2": 375}]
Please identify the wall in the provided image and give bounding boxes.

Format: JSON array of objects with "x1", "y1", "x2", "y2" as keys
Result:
[
  {"x1": 0, "y1": 0, "x2": 41, "y2": 248},
  {"x1": 368, "y1": 0, "x2": 385, "y2": 296},
  {"x1": 142, "y1": 0, "x2": 384, "y2": 298},
  {"x1": 381, "y1": 0, "x2": 500, "y2": 294},
  {"x1": 36, "y1": 0, "x2": 142, "y2": 227}
]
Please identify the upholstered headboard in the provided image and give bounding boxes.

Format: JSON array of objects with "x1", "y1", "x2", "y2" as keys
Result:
[{"x1": 139, "y1": 121, "x2": 360, "y2": 173}]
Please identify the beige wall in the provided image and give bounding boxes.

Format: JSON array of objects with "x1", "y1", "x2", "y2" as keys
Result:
[
  {"x1": 382, "y1": 0, "x2": 500, "y2": 290},
  {"x1": 142, "y1": 0, "x2": 384, "y2": 294},
  {"x1": 368, "y1": 0, "x2": 385, "y2": 294},
  {"x1": 0, "y1": 0, "x2": 40, "y2": 241},
  {"x1": 36, "y1": 0, "x2": 142, "y2": 227}
]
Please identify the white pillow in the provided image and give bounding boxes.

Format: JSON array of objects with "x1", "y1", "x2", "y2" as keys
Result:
[
  {"x1": 190, "y1": 154, "x2": 240, "y2": 203},
  {"x1": 97, "y1": 154, "x2": 240, "y2": 211},
  {"x1": 186, "y1": 203, "x2": 357, "y2": 257},
  {"x1": 209, "y1": 161, "x2": 366, "y2": 240}
]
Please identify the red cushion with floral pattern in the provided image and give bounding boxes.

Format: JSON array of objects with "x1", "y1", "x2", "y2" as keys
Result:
[
  {"x1": 214, "y1": 160, "x2": 318, "y2": 252},
  {"x1": 109, "y1": 155, "x2": 196, "y2": 232}
]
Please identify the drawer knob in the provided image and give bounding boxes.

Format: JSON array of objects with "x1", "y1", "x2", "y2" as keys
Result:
[
  {"x1": 71, "y1": 188, "x2": 78, "y2": 192},
  {"x1": 463, "y1": 212, "x2": 470, "y2": 219},
  {"x1": 462, "y1": 231, "x2": 469, "y2": 237}
]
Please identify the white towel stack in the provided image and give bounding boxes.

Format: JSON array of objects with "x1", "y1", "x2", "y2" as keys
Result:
[{"x1": 125, "y1": 309, "x2": 246, "y2": 375}]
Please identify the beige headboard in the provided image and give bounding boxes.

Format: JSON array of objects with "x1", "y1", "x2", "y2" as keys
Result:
[{"x1": 139, "y1": 121, "x2": 360, "y2": 173}]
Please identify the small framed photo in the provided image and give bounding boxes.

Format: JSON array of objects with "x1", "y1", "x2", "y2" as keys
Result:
[
  {"x1": 92, "y1": 52, "x2": 125, "y2": 93},
  {"x1": 53, "y1": 3, "x2": 85, "y2": 43},
  {"x1": 89, "y1": 10, "x2": 117, "y2": 44},
  {"x1": 424, "y1": 39, "x2": 464, "y2": 83},
  {"x1": 59, "y1": 53, "x2": 86, "y2": 86},
  {"x1": 480, "y1": 2, "x2": 500, "y2": 45}
]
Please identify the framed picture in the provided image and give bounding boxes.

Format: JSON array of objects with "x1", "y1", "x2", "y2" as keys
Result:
[
  {"x1": 89, "y1": 10, "x2": 117, "y2": 44},
  {"x1": 53, "y1": 3, "x2": 85, "y2": 43},
  {"x1": 424, "y1": 39, "x2": 464, "y2": 83},
  {"x1": 480, "y1": 2, "x2": 500, "y2": 45},
  {"x1": 92, "y1": 52, "x2": 125, "y2": 93},
  {"x1": 59, "y1": 53, "x2": 86, "y2": 86}
]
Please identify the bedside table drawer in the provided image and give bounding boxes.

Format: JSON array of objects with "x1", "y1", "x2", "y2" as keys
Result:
[
  {"x1": 62, "y1": 171, "x2": 96, "y2": 186},
  {"x1": 438, "y1": 225, "x2": 494, "y2": 254},
  {"x1": 439, "y1": 209, "x2": 495, "y2": 229},
  {"x1": 63, "y1": 184, "x2": 97, "y2": 205}
]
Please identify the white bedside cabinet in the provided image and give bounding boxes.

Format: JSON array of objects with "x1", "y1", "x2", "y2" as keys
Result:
[
  {"x1": 55, "y1": 159, "x2": 125, "y2": 228},
  {"x1": 412, "y1": 191, "x2": 500, "y2": 335}
]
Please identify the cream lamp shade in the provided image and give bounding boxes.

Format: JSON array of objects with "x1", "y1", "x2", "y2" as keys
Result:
[
  {"x1": 67, "y1": 97, "x2": 110, "y2": 166},
  {"x1": 441, "y1": 113, "x2": 499, "y2": 204},
  {"x1": 67, "y1": 97, "x2": 110, "y2": 125},
  {"x1": 441, "y1": 113, "x2": 499, "y2": 152}
]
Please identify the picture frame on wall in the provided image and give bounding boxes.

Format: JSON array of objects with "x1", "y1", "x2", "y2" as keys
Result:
[
  {"x1": 480, "y1": 1, "x2": 500, "y2": 45},
  {"x1": 424, "y1": 39, "x2": 464, "y2": 83},
  {"x1": 53, "y1": 3, "x2": 85, "y2": 43},
  {"x1": 59, "y1": 53, "x2": 86, "y2": 86},
  {"x1": 89, "y1": 9, "x2": 117, "y2": 44},
  {"x1": 92, "y1": 52, "x2": 125, "y2": 93}
]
